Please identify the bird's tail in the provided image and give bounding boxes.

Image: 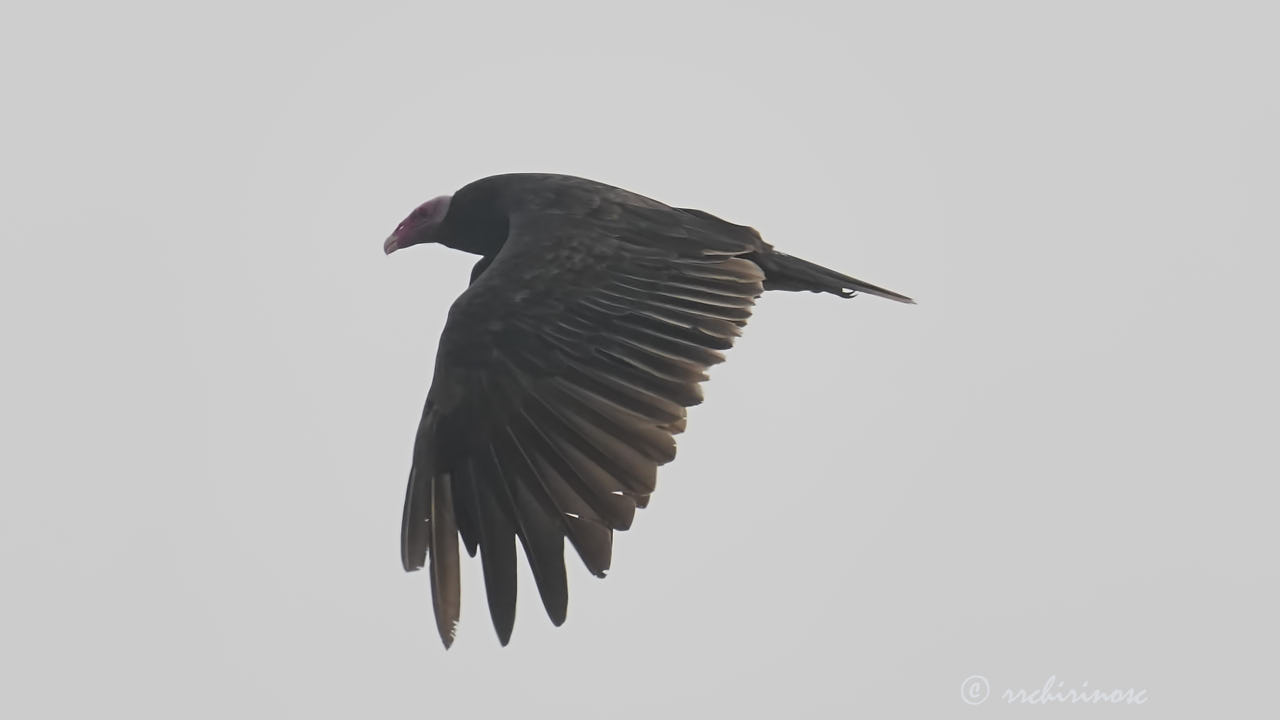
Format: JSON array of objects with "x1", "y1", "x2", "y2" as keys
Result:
[{"x1": 756, "y1": 251, "x2": 915, "y2": 304}]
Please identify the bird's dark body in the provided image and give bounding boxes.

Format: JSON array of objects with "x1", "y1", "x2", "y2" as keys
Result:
[{"x1": 386, "y1": 173, "x2": 912, "y2": 647}]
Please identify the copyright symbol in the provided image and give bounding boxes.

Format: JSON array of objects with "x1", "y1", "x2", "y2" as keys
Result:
[{"x1": 961, "y1": 675, "x2": 990, "y2": 705}]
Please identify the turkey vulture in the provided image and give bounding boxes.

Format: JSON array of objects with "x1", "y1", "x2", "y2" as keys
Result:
[{"x1": 384, "y1": 173, "x2": 912, "y2": 648}]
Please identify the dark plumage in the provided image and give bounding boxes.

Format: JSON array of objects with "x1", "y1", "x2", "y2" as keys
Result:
[{"x1": 384, "y1": 173, "x2": 913, "y2": 648}]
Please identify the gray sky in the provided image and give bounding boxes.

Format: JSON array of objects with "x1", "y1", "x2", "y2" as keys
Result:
[{"x1": 3, "y1": 1, "x2": 1277, "y2": 717}]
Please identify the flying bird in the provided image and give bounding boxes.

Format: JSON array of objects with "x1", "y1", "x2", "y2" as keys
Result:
[{"x1": 385, "y1": 173, "x2": 912, "y2": 648}]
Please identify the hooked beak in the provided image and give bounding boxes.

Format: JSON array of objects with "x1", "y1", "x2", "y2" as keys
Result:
[{"x1": 385, "y1": 194, "x2": 451, "y2": 257}]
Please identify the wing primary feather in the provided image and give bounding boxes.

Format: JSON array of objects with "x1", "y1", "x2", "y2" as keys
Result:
[
  {"x1": 613, "y1": 313, "x2": 737, "y2": 351},
  {"x1": 537, "y1": 379, "x2": 677, "y2": 463},
  {"x1": 595, "y1": 343, "x2": 709, "y2": 384},
  {"x1": 429, "y1": 470, "x2": 461, "y2": 649},
  {"x1": 514, "y1": 408, "x2": 638, "y2": 529},
  {"x1": 607, "y1": 324, "x2": 727, "y2": 368},
  {"x1": 516, "y1": 431, "x2": 615, "y2": 578},
  {"x1": 401, "y1": 464, "x2": 430, "y2": 572},
  {"x1": 510, "y1": 412, "x2": 636, "y2": 528},
  {"x1": 615, "y1": 271, "x2": 759, "y2": 304},
  {"x1": 523, "y1": 392, "x2": 659, "y2": 494},
  {"x1": 600, "y1": 283, "x2": 754, "y2": 322},
  {"x1": 544, "y1": 363, "x2": 687, "y2": 424},
  {"x1": 452, "y1": 460, "x2": 481, "y2": 558},
  {"x1": 561, "y1": 353, "x2": 704, "y2": 409},
  {"x1": 470, "y1": 453, "x2": 518, "y2": 645},
  {"x1": 401, "y1": 410, "x2": 441, "y2": 571},
  {"x1": 625, "y1": 305, "x2": 744, "y2": 340},
  {"x1": 491, "y1": 432, "x2": 570, "y2": 625},
  {"x1": 564, "y1": 516, "x2": 612, "y2": 577}
]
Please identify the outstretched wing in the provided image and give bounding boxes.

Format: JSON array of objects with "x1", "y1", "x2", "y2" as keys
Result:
[{"x1": 401, "y1": 205, "x2": 765, "y2": 647}]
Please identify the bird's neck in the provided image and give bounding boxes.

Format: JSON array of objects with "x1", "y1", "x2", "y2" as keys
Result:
[{"x1": 438, "y1": 199, "x2": 510, "y2": 257}]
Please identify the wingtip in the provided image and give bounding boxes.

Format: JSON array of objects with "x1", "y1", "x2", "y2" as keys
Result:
[
  {"x1": 437, "y1": 618, "x2": 458, "y2": 649},
  {"x1": 494, "y1": 614, "x2": 515, "y2": 646}
]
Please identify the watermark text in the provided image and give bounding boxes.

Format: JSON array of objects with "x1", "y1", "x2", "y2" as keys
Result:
[{"x1": 961, "y1": 675, "x2": 1148, "y2": 706}]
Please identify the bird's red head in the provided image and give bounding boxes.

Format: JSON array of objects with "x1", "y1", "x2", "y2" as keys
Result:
[{"x1": 384, "y1": 195, "x2": 452, "y2": 254}]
